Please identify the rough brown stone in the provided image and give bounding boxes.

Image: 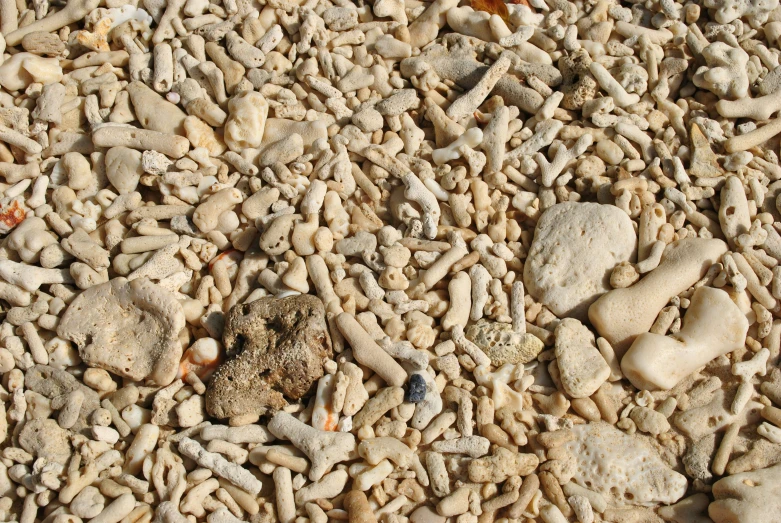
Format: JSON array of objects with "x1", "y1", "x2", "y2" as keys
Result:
[
  {"x1": 18, "y1": 418, "x2": 72, "y2": 465},
  {"x1": 559, "y1": 50, "x2": 597, "y2": 110},
  {"x1": 206, "y1": 295, "x2": 332, "y2": 420}
]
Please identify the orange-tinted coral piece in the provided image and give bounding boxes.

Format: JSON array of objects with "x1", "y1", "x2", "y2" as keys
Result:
[{"x1": 472, "y1": 0, "x2": 510, "y2": 22}]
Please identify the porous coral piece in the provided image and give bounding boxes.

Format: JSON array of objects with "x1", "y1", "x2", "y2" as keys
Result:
[
  {"x1": 692, "y1": 42, "x2": 750, "y2": 100},
  {"x1": 524, "y1": 202, "x2": 636, "y2": 322},
  {"x1": 564, "y1": 422, "x2": 688, "y2": 506},
  {"x1": 206, "y1": 295, "x2": 332, "y2": 419},
  {"x1": 465, "y1": 321, "x2": 543, "y2": 366},
  {"x1": 703, "y1": 0, "x2": 778, "y2": 25}
]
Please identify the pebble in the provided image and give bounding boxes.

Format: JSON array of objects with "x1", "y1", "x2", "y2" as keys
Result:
[
  {"x1": 406, "y1": 373, "x2": 427, "y2": 403},
  {"x1": 554, "y1": 319, "x2": 611, "y2": 399}
]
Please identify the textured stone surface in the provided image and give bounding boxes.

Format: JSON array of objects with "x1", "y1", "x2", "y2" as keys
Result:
[
  {"x1": 24, "y1": 365, "x2": 100, "y2": 433},
  {"x1": 57, "y1": 278, "x2": 186, "y2": 386},
  {"x1": 555, "y1": 318, "x2": 611, "y2": 398},
  {"x1": 465, "y1": 321, "x2": 544, "y2": 366},
  {"x1": 559, "y1": 50, "x2": 598, "y2": 110},
  {"x1": 683, "y1": 434, "x2": 716, "y2": 482},
  {"x1": 524, "y1": 202, "x2": 636, "y2": 321},
  {"x1": 18, "y1": 418, "x2": 72, "y2": 465},
  {"x1": 565, "y1": 422, "x2": 688, "y2": 506},
  {"x1": 206, "y1": 295, "x2": 332, "y2": 419},
  {"x1": 709, "y1": 463, "x2": 781, "y2": 523}
]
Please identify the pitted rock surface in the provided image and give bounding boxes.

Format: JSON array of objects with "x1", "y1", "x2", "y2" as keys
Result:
[
  {"x1": 57, "y1": 278, "x2": 186, "y2": 386},
  {"x1": 206, "y1": 295, "x2": 332, "y2": 419},
  {"x1": 565, "y1": 422, "x2": 688, "y2": 507},
  {"x1": 465, "y1": 321, "x2": 544, "y2": 366},
  {"x1": 524, "y1": 201, "x2": 636, "y2": 321}
]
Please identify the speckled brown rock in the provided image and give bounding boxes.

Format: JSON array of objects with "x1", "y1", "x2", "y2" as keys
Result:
[
  {"x1": 206, "y1": 295, "x2": 332, "y2": 420},
  {"x1": 559, "y1": 50, "x2": 598, "y2": 110},
  {"x1": 18, "y1": 418, "x2": 72, "y2": 465}
]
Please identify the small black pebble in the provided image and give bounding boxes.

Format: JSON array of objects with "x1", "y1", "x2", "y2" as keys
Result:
[{"x1": 406, "y1": 373, "x2": 426, "y2": 403}]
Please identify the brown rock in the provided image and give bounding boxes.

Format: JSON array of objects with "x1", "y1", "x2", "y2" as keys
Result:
[
  {"x1": 559, "y1": 50, "x2": 597, "y2": 110},
  {"x1": 206, "y1": 295, "x2": 332, "y2": 419},
  {"x1": 18, "y1": 418, "x2": 72, "y2": 465},
  {"x1": 21, "y1": 31, "x2": 66, "y2": 56}
]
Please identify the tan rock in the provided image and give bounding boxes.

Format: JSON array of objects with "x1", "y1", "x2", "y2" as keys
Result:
[
  {"x1": 57, "y1": 278, "x2": 186, "y2": 386},
  {"x1": 465, "y1": 321, "x2": 544, "y2": 365},
  {"x1": 524, "y1": 202, "x2": 636, "y2": 322},
  {"x1": 554, "y1": 319, "x2": 610, "y2": 398}
]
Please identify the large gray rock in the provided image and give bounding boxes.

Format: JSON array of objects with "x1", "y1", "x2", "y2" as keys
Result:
[
  {"x1": 524, "y1": 202, "x2": 636, "y2": 321},
  {"x1": 57, "y1": 278, "x2": 186, "y2": 386},
  {"x1": 206, "y1": 295, "x2": 332, "y2": 420},
  {"x1": 710, "y1": 463, "x2": 781, "y2": 523}
]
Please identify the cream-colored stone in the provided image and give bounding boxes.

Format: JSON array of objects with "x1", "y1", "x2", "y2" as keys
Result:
[
  {"x1": 621, "y1": 286, "x2": 748, "y2": 390},
  {"x1": 465, "y1": 321, "x2": 543, "y2": 366},
  {"x1": 555, "y1": 319, "x2": 611, "y2": 398},
  {"x1": 525, "y1": 202, "x2": 636, "y2": 322},
  {"x1": 709, "y1": 463, "x2": 781, "y2": 523},
  {"x1": 589, "y1": 238, "x2": 727, "y2": 356},
  {"x1": 565, "y1": 422, "x2": 688, "y2": 507}
]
